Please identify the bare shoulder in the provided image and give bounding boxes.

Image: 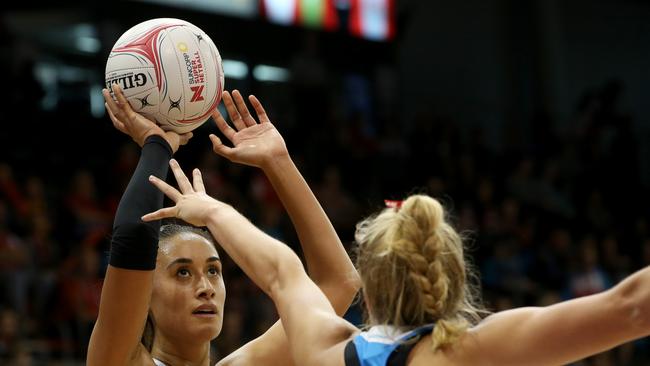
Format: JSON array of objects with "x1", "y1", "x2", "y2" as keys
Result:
[
  {"x1": 215, "y1": 350, "x2": 249, "y2": 366},
  {"x1": 409, "y1": 332, "x2": 495, "y2": 366}
]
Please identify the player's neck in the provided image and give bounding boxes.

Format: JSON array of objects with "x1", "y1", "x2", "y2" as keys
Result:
[{"x1": 151, "y1": 335, "x2": 210, "y2": 366}]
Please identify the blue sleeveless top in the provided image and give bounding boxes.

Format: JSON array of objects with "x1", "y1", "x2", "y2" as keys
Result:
[{"x1": 344, "y1": 324, "x2": 435, "y2": 366}]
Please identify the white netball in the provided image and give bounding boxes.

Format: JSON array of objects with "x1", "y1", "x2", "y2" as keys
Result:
[{"x1": 105, "y1": 18, "x2": 224, "y2": 133}]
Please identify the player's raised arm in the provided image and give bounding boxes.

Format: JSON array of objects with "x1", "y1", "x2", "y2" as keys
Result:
[
  {"x1": 87, "y1": 84, "x2": 190, "y2": 366},
  {"x1": 206, "y1": 91, "x2": 360, "y2": 365},
  {"x1": 468, "y1": 264, "x2": 650, "y2": 366}
]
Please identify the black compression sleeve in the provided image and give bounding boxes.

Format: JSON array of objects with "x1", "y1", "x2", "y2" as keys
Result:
[{"x1": 109, "y1": 135, "x2": 172, "y2": 270}]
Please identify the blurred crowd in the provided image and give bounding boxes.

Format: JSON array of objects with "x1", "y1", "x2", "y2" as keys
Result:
[{"x1": 0, "y1": 29, "x2": 649, "y2": 366}]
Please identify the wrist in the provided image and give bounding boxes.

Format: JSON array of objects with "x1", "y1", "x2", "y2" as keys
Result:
[
  {"x1": 143, "y1": 135, "x2": 173, "y2": 156},
  {"x1": 261, "y1": 152, "x2": 292, "y2": 173},
  {"x1": 140, "y1": 127, "x2": 162, "y2": 146},
  {"x1": 205, "y1": 202, "x2": 236, "y2": 225}
]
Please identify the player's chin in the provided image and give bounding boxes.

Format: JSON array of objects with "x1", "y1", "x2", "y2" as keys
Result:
[{"x1": 191, "y1": 316, "x2": 222, "y2": 340}]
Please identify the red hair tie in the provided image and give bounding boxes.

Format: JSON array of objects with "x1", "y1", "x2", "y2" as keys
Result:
[{"x1": 384, "y1": 199, "x2": 403, "y2": 211}]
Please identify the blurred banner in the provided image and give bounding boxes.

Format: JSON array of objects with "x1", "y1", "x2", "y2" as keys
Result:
[
  {"x1": 349, "y1": 0, "x2": 395, "y2": 41},
  {"x1": 139, "y1": 0, "x2": 394, "y2": 41},
  {"x1": 138, "y1": 0, "x2": 259, "y2": 18},
  {"x1": 262, "y1": 0, "x2": 338, "y2": 30}
]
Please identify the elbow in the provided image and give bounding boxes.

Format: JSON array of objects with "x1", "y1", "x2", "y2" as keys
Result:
[
  {"x1": 336, "y1": 273, "x2": 362, "y2": 315},
  {"x1": 316, "y1": 268, "x2": 361, "y2": 299},
  {"x1": 349, "y1": 270, "x2": 362, "y2": 293},
  {"x1": 318, "y1": 270, "x2": 362, "y2": 315},
  {"x1": 610, "y1": 274, "x2": 650, "y2": 332},
  {"x1": 321, "y1": 271, "x2": 361, "y2": 293},
  {"x1": 337, "y1": 270, "x2": 362, "y2": 303}
]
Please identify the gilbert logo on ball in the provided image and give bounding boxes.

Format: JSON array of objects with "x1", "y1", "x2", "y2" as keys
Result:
[{"x1": 106, "y1": 18, "x2": 224, "y2": 133}]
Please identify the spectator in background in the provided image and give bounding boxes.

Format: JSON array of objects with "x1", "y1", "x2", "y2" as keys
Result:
[
  {"x1": 64, "y1": 170, "x2": 112, "y2": 239},
  {"x1": 0, "y1": 201, "x2": 30, "y2": 316},
  {"x1": 315, "y1": 165, "x2": 362, "y2": 236},
  {"x1": 0, "y1": 308, "x2": 21, "y2": 360},
  {"x1": 566, "y1": 236, "x2": 611, "y2": 299}
]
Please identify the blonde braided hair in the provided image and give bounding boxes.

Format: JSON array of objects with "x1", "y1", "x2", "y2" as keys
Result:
[{"x1": 355, "y1": 195, "x2": 487, "y2": 351}]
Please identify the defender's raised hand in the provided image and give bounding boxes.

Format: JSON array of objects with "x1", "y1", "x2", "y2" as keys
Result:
[{"x1": 141, "y1": 159, "x2": 225, "y2": 227}]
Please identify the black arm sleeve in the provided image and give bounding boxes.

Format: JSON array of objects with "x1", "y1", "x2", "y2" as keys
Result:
[{"x1": 109, "y1": 135, "x2": 173, "y2": 270}]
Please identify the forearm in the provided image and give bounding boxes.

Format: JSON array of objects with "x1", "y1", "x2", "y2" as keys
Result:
[
  {"x1": 110, "y1": 135, "x2": 172, "y2": 270},
  {"x1": 204, "y1": 204, "x2": 303, "y2": 296},
  {"x1": 114, "y1": 135, "x2": 171, "y2": 228},
  {"x1": 90, "y1": 136, "x2": 172, "y2": 365},
  {"x1": 263, "y1": 156, "x2": 359, "y2": 288}
]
